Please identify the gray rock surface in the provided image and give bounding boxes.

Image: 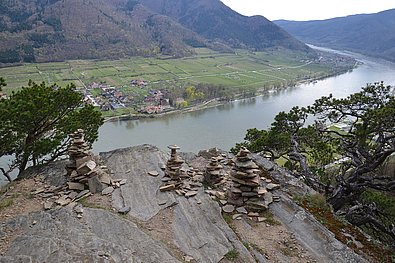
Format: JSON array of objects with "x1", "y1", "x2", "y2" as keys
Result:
[
  {"x1": 101, "y1": 145, "x2": 256, "y2": 262},
  {"x1": 172, "y1": 191, "x2": 255, "y2": 263},
  {"x1": 2, "y1": 145, "x2": 370, "y2": 263},
  {"x1": 101, "y1": 145, "x2": 177, "y2": 221},
  {"x1": 19, "y1": 160, "x2": 68, "y2": 187},
  {"x1": 0, "y1": 207, "x2": 180, "y2": 263},
  {"x1": 270, "y1": 194, "x2": 368, "y2": 263}
]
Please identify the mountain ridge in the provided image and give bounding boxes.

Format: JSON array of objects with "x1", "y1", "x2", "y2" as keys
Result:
[
  {"x1": 275, "y1": 9, "x2": 395, "y2": 62},
  {"x1": 0, "y1": 0, "x2": 312, "y2": 63},
  {"x1": 140, "y1": 0, "x2": 311, "y2": 52}
]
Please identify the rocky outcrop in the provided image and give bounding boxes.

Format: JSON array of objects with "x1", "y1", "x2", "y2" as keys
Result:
[
  {"x1": 1, "y1": 145, "x2": 369, "y2": 263},
  {"x1": 102, "y1": 145, "x2": 256, "y2": 263}
]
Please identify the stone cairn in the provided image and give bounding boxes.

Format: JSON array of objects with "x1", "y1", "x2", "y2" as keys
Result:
[
  {"x1": 160, "y1": 145, "x2": 185, "y2": 192},
  {"x1": 204, "y1": 157, "x2": 224, "y2": 184},
  {"x1": 66, "y1": 129, "x2": 124, "y2": 195},
  {"x1": 227, "y1": 147, "x2": 268, "y2": 212},
  {"x1": 159, "y1": 145, "x2": 203, "y2": 198}
]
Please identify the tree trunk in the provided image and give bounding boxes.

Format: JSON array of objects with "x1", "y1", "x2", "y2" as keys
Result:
[
  {"x1": 346, "y1": 203, "x2": 395, "y2": 243},
  {"x1": 327, "y1": 185, "x2": 351, "y2": 211},
  {"x1": 17, "y1": 155, "x2": 29, "y2": 177}
]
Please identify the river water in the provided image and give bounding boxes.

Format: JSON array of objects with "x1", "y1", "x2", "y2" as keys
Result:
[
  {"x1": 92, "y1": 53, "x2": 395, "y2": 154},
  {"x1": 1, "y1": 51, "x2": 395, "y2": 185}
]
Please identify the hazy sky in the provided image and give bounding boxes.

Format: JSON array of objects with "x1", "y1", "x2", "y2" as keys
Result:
[{"x1": 220, "y1": 0, "x2": 395, "y2": 21}]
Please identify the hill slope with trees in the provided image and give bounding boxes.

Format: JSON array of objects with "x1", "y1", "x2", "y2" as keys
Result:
[
  {"x1": 139, "y1": 0, "x2": 311, "y2": 52},
  {"x1": 275, "y1": 9, "x2": 395, "y2": 62},
  {"x1": 0, "y1": 0, "x2": 312, "y2": 63}
]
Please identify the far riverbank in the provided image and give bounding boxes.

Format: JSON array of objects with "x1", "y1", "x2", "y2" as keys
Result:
[{"x1": 103, "y1": 63, "x2": 357, "y2": 123}]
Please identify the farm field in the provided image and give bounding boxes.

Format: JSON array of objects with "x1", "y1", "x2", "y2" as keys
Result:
[{"x1": 0, "y1": 48, "x2": 351, "y2": 94}]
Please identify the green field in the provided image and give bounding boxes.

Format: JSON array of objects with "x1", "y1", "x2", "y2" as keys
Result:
[{"x1": 0, "y1": 48, "x2": 349, "y2": 94}]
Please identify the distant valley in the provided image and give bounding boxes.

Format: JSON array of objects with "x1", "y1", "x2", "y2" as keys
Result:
[
  {"x1": 275, "y1": 9, "x2": 395, "y2": 62},
  {"x1": 0, "y1": 0, "x2": 312, "y2": 63}
]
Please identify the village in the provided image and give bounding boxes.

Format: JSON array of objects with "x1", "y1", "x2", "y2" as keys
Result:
[{"x1": 81, "y1": 80, "x2": 178, "y2": 114}]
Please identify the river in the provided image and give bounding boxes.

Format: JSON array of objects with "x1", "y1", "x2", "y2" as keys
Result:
[
  {"x1": 1, "y1": 50, "x2": 395, "y2": 185},
  {"x1": 92, "y1": 52, "x2": 395, "y2": 154}
]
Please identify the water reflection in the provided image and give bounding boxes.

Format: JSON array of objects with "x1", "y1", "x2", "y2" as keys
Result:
[{"x1": 238, "y1": 97, "x2": 256, "y2": 107}]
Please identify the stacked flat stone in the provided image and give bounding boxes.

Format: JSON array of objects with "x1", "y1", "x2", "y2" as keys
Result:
[
  {"x1": 166, "y1": 145, "x2": 184, "y2": 179},
  {"x1": 228, "y1": 147, "x2": 267, "y2": 211},
  {"x1": 67, "y1": 129, "x2": 91, "y2": 160},
  {"x1": 204, "y1": 157, "x2": 223, "y2": 184},
  {"x1": 66, "y1": 129, "x2": 114, "y2": 194},
  {"x1": 160, "y1": 145, "x2": 185, "y2": 191}
]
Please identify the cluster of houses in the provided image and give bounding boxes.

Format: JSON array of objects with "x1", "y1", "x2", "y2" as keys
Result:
[
  {"x1": 140, "y1": 90, "x2": 173, "y2": 114},
  {"x1": 83, "y1": 82, "x2": 129, "y2": 111},
  {"x1": 131, "y1": 79, "x2": 148, "y2": 87},
  {"x1": 82, "y1": 80, "x2": 188, "y2": 115},
  {"x1": 82, "y1": 82, "x2": 174, "y2": 114}
]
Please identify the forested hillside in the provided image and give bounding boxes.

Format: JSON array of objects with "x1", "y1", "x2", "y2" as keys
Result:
[
  {"x1": 275, "y1": 9, "x2": 395, "y2": 62},
  {"x1": 0, "y1": 0, "x2": 312, "y2": 63}
]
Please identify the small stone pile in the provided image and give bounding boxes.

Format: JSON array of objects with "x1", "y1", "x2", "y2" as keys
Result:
[
  {"x1": 160, "y1": 145, "x2": 185, "y2": 192},
  {"x1": 66, "y1": 129, "x2": 122, "y2": 194},
  {"x1": 228, "y1": 147, "x2": 267, "y2": 211},
  {"x1": 159, "y1": 145, "x2": 204, "y2": 198},
  {"x1": 204, "y1": 157, "x2": 224, "y2": 184}
]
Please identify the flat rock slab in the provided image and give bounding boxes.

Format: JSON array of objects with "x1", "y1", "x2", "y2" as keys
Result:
[
  {"x1": 173, "y1": 191, "x2": 255, "y2": 263},
  {"x1": 100, "y1": 145, "x2": 177, "y2": 221},
  {"x1": 0, "y1": 208, "x2": 180, "y2": 263}
]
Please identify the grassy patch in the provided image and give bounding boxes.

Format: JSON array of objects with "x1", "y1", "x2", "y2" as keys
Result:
[
  {"x1": 295, "y1": 193, "x2": 395, "y2": 262},
  {"x1": 224, "y1": 249, "x2": 239, "y2": 260},
  {"x1": 262, "y1": 211, "x2": 282, "y2": 226},
  {"x1": 279, "y1": 246, "x2": 294, "y2": 257},
  {"x1": 222, "y1": 213, "x2": 233, "y2": 225},
  {"x1": 77, "y1": 196, "x2": 107, "y2": 210},
  {"x1": 242, "y1": 241, "x2": 250, "y2": 250},
  {"x1": 0, "y1": 198, "x2": 14, "y2": 210}
]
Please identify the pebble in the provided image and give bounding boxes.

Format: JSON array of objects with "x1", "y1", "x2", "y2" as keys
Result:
[
  {"x1": 119, "y1": 179, "x2": 127, "y2": 185},
  {"x1": 118, "y1": 206, "x2": 131, "y2": 215},
  {"x1": 148, "y1": 171, "x2": 159, "y2": 177},
  {"x1": 232, "y1": 214, "x2": 242, "y2": 220},
  {"x1": 248, "y1": 212, "x2": 259, "y2": 217},
  {"x1": 184, "y1": 256, "x2": 194, "y2": 262},
  {"x1": 101, "y1": 186, "x2": 115, "y2": 195},
  {"x1": 219, "y1": 200, "x2": 227, "y2": 205},
  {"x1": 236, "y1": 207, "x2": 248, "y2": 214},
  {"x1": 43, "y1": 201, "x2": 53, "y2": 210},
  {"x1": 185, "y1": 190, "x2": 198, "y2": 198},
  {"x1": 222, "y1": 204, "x2": 235, "y2": 213}
]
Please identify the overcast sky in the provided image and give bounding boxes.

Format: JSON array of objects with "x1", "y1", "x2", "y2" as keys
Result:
[{"x1": 220, "y1": 0, "x2": 395, "y2": 21}]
